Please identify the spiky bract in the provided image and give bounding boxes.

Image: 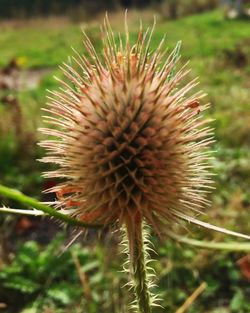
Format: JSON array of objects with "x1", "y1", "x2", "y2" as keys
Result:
[{"x1": 40, "y1": 16, "x2": 213, "y2": 237}]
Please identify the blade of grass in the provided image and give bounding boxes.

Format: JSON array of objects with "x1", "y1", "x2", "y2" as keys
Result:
[
  {"x1": 166, "y1": 230, "x2": 250, "y2": 251},
  {"x1": 175, "y1": 282, "x2": 207, "y2": 313},
  {"x1": 0, "y1": 206, "x2": 44, "y2": 215}
]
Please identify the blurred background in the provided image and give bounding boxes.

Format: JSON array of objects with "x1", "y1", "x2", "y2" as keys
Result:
[{"x1": 0, "y1": 1, "x2": 250, "y2": 312}]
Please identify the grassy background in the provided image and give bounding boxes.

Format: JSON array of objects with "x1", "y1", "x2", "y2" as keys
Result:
[{"x1": 0, "y1": 9, "x2": 250, "y2": 313}]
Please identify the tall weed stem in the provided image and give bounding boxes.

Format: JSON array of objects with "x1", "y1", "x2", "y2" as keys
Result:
[{"x1": 126, "y1": 218, "x2": 152, "y2": 313}]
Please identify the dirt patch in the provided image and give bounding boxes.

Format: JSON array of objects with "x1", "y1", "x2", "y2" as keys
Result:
[
  {"x1": 16, "y1": 68, "x2": 51, "y2": 90},
  {"x1": 222, "y1": 38, "x2": 250, "y2": 68},
  {"x1": 0, "y1": 59, "x2": 52, "y2": 91}
]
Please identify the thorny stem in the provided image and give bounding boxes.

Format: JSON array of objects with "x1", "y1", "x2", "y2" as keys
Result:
[
  {"x1": 126, "y1": 218, "x2": 152, "y2": 313},
  {"x1": 0, "y1": 184, "x2": 102, "y2": 229}
]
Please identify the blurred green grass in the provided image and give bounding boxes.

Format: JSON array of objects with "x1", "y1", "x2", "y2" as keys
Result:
[
  {"x1": 0, "y1": 11, "x2": 250, "y2": 67},
  {"x1": 0, "y1": 9, "x2": 250, "y2": 313}
]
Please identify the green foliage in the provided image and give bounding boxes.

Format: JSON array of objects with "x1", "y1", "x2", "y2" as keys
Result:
[
  {"x1": 1, "y1": 235, "x2": 250, "y2": 313},
  {"x1": 0, "y1": 234, "x2": 129, "y2": 312},
  {"x1": 155, "y1": 242, "x2": 250, "y2": 313}
]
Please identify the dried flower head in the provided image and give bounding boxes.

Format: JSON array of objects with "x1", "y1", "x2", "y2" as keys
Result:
[{"x1": 40, "y1": 16, "x2": 215, "y2": 237}]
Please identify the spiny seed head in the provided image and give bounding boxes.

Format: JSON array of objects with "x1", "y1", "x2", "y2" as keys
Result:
[{"x1": 40, "y1": 15, "x2": 214, "y2": 237}]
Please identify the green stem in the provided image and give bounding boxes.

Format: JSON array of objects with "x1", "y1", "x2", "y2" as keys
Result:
[
  {"x1": 126, "y1": 219, "x2": 152, "y2": 313},
  {"x1": 0, "y1": 184, "x2": 102, "y2": 229},
  {"x1": 166, "y1": 230, "x2": 250, "y2": 251}
]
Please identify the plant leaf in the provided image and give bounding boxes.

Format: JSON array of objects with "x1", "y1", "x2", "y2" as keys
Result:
[{"x1": 173, "y1": 210, "x2": 250, "y2": 240}]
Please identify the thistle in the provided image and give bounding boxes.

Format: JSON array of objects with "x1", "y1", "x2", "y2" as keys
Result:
[
  {"x1": 40, "y1": 19, "x2": 213, "y2": 234},
  {"x1": 36, "y1": 14, "x2": 250, "y2": 312}
]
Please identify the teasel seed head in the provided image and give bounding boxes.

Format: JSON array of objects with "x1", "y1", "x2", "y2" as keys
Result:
[{"x1": 40, "y1": 15, "x2": 215, "y2": 238}]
